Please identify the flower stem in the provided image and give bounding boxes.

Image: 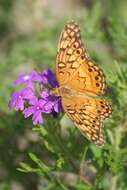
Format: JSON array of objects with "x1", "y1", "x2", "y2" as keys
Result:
[{"x1": 46, "y1": 119, "x2": 92, "y2": 187}]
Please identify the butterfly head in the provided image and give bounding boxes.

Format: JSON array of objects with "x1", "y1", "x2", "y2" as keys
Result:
[
  {"x1": 51, "y1": 87, "x2": 60, "y2": 96},
  {"x1": 52, "y1": 86, "x2": 74, "y2": 98}
]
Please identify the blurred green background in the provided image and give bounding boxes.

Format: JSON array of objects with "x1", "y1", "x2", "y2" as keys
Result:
[{"x1": 1, "y1": 0, "x2": 127, "y2": 190}]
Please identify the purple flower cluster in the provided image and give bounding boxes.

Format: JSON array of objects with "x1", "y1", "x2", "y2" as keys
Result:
[{"x1": 8, "y1": 69, "x2": 62, "y2": 125}]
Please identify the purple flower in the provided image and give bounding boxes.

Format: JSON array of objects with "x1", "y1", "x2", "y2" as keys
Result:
[
  {"x1": 40, "y1": 69, "x2": 62, "y2": 114},
  {"x1": 41, "y1": 69, "x2": 58, "y2": 88},
  {"x1": 8, "y1": 68, "x2": 63, "y2": 126},
  {"x1": 8, "y1": 88, "x2": 34, "y2": 111},
  {"x1": 14, "y1": 71, "x2": 42, "y2": 89},
  {"x1": 53, "y1": 98, "x2": 62, "y2": 113},
  {"x1": 23, "y1": 97, "x2": 53, "y2": 125},
  {"x1": 40, "y1": 91, "x2": 62, "y2": 114}
]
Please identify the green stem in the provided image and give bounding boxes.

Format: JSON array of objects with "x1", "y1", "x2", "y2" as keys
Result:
[
  {"x1": 110, "y1": 176, "x2": 118, "y2": 190},
  {"x1": 46, "y1": 119, "x2": 92, "y2": 186}
]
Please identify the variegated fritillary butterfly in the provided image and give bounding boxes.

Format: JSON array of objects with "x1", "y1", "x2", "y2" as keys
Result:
[{"x1": 55, "y1": 21, "x2": 112, "y2": 146}]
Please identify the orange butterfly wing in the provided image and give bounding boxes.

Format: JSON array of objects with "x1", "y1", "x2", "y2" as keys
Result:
[
  {"x1": 56, "y1": 21, "x2": 106, "y2": 96},
  {"x1": 62, "y1": 96, "x2": 112, "y2": 146},
  {"x1": 55, "y1": 21, "x2": 112, "y2": 146}
]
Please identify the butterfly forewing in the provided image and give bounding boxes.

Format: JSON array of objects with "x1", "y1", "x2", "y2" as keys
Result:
[
  {"x1": 56, "y1": 21, "x2": 89, "y2": 86},
  {"x1": 56, "y1": 21, "x2": 106, "y2": 95}
]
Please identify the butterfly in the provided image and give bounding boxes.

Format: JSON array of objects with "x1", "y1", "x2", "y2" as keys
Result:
[{"x1": 55, "y1": 21, "x2": 112, "y2": 146}]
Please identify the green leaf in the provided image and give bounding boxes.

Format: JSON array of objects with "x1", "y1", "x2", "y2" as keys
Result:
[
  {"x1": 17, "y1": 162, "x2": 39, "y2": 173},
  {"x1": 29, "y1": 152, "x2": 50, "y2": 173},
  {"x1": 43, "y1": 140, "x2": 55, "y2": 153}
]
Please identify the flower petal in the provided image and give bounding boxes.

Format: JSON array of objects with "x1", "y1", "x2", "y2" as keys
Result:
[
  {"x1": 41, "y1": 69, "x2": 58, "y2": 87},
  {"x1": 31, "y1": 71, "x2": 42, "y2": 82},
  {"x1": 40, "y1": 90, "x2": 50, "y2": 99},
  {"x1": 38, "y1": 99, "x2": 47, "y2": 108},
  {"x1": 15, "y1": 98, "x2": 24, "y2": 111},
  {"x1": 29, "y1": 96, "x2": 38, "y2": 105},
  {"x1": 32, "y1": 111, "x2": 43, "y2": 125},
  {"x1": 23, "y1": 106, "x2": 34, "y2": 118},
  {"x1": 13, "y1": 74, "x2": 27, "y2": 86},
  {"x1": 22, "y1": 88, "x2": 34, "y2": 100},
  {"x1": 43, "y1": 101, "x2": 53, "y2": 113},
  {"x1": 8, "y1": 91, "x2": 25, "y2": 111},
  {"x1": 13, "y1": 71, "x2": 42, "y2": 87},
  {"x1": 8, "y1": 92, "x2": 18, "y2": 109},
  {"x1": 54, "y1": 99, "x2": 63, "y2": 113},
  {"x1": 54, "y1": 102, "x2": 59, "y2": 113},
  {"x1": 24, "y1": 81, "x2": 34, "y2": 89}
]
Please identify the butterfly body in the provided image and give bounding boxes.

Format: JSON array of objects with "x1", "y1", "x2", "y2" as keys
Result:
[
  {"x1": 55, "y1": 21, "x2": 112, "y2": 146},
  {"x1": 56, "y1": 86, "x2": 97, "y2": 99}
]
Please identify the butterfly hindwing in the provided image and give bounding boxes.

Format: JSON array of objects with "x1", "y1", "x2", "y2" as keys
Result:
[{"x1": 62, "y1": 96, "x2": 112, "y2": 146}]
